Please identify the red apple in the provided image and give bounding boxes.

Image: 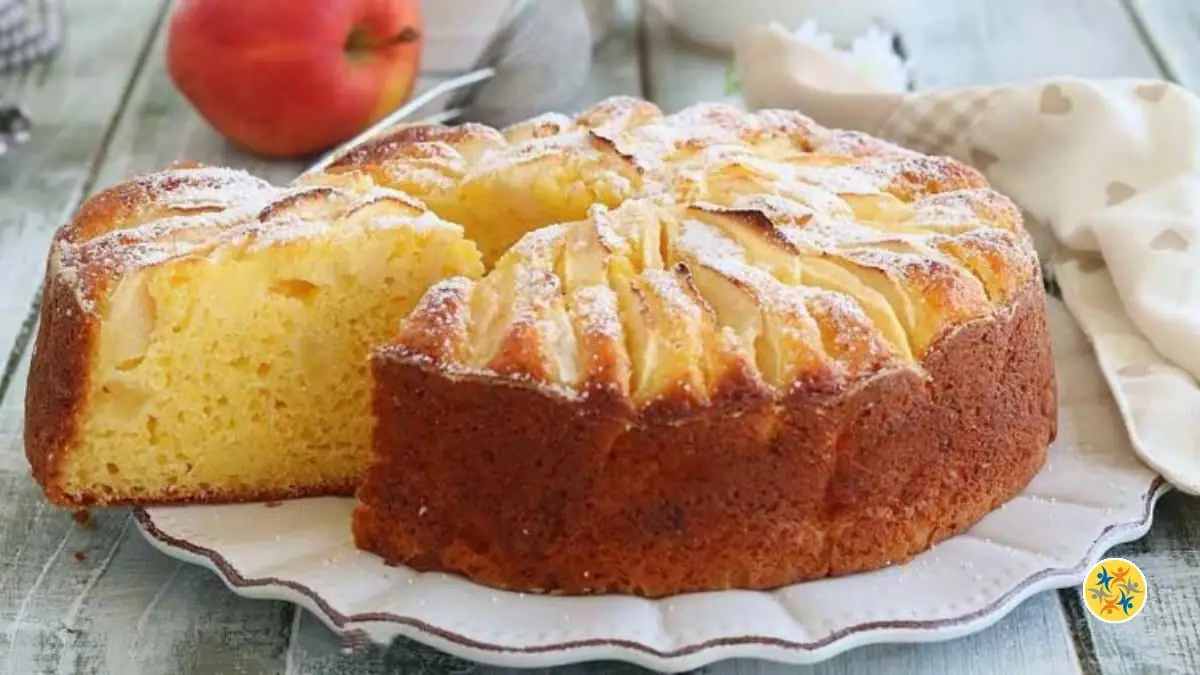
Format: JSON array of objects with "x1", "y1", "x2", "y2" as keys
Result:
[{"x1": 166, "y1": 0, "x2": 422, "y2": 158}]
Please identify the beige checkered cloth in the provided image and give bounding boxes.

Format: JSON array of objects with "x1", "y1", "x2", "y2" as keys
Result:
[
  {"x1": 877, "y1": 87, "x2": 1011, "y2": 158},
  {"x1": 734, "y1": 23, "x2": 1200, "y2": 495}
]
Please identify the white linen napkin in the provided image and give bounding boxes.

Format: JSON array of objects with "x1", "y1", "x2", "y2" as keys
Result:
[{"x1": 735, "y1": 23, "x2": 1200, "y2": 494}]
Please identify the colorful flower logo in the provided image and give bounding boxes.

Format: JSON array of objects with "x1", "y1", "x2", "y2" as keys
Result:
[{"x1": 1082, "y1": 557, "x2": 1148, "y2": 623}]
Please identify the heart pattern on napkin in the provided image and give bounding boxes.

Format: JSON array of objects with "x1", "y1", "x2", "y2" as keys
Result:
[
  {"x1": 1135, "y1": 83, "x2": 1169, "y2": 103},
  {"x1": 1105, "y1": 182, "x2": 1138, "y2": 205},
  {"x1": 1039, "y1": 85, "x2": 1073, "y2": 115},
  {"x1": 968, "y1": 147, "x2": 999, "y2": 170},
  {"x1": 1150, "y1": 229, "x2": 1190, "y2": 252}
]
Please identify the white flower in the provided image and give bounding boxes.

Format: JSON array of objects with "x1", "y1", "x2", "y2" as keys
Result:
[{"x1": 772, "y1": 19, "x2": 911, "y2": 93}]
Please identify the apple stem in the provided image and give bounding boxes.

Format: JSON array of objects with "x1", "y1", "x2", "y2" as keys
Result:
[{"x1": 345, "y1": 26, "x2": 421, "y2": 55}]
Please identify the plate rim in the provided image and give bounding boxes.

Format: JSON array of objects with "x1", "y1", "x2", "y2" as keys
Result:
[{"x1": 132, "y1": 475, "x2": 1168, "y2": 669}]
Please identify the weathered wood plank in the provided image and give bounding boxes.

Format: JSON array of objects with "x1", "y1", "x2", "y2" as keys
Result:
[
  {"x1": 1059, "y1": 491, "x2": 1200, "y2": 675},
  {"x1": 890, "y1": 0, "x2": 1162, "y2": 88},
  {"x1": 709, "y1": 594, "x2": 1079, "y2": 675},
  {"x1": 0, "y1": 0, "x2": 171, "y2": 400},
  {"x1": 1127, "y1": 0, "x2": 1200, "y2": 89},
  {"x1": 282, "y1": 607, "x2": 482, "y2": 675}
]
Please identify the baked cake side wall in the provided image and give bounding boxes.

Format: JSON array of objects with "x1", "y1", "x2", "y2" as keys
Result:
[
  {"x1": 354, "y1": 281, "x2": 1057, "y2": 598},
  {"x1": 24, "y1": 259, "x2": 96, "y2": 506}
]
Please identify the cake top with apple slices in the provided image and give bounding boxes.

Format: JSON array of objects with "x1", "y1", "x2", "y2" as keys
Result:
[{"x1": 356, "y1": 96, "x2": 1040, "y2": 423}]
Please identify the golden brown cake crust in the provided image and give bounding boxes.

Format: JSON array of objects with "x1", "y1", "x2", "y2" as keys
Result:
[
  {"x1": 25, "y1": 245, "x2": 94, "y2": 506},
  {"x1": 355, "y1": 280, "x2": 1056, "y2": 597}
]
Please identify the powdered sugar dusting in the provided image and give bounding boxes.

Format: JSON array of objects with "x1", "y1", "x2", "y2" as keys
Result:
[
  {"x1": 129, "y1": 166, "x2": 275, "y2": 213},
  {"x1": 593, "y1": 211, "x2": 627, "y2": 254},
  {"x1": 567, "y1": 284, "x2": 628, "y2": 397},
  {"x1": 779, "y1": 215, "x2": 899, "y2": 251},
  {"x1": 507, "y1": 223, "x2": 568, "y2": 270},
  {"x1": 675, "y1": 219, "x2": 745, "y2": 262},
  {"x1": 640, "y1": 268, "x2": 704, "y2": 324},
  {"x1": 790, "y1": 164, "x2": 886, "y2": 195},
  {"x1": 52, "y1": 165, "x2": 473, "y2": 317},
  {"x1": 834, "y1": 241, "x2": 974, "y2": 297},
  {"x1": 419, "y1": 276, "x2": 476, "y2": 309},
  {"x1": 571, "y1": 285, "x2": 623, "y2": 343}
]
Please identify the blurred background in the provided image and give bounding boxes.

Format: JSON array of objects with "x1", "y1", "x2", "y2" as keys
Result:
[
  {"x1": 2, "y1": 1, "x2": 1199, "y2": 674},
  {"x1": 2, "y1": 0, "x2": 1184, "y2": 171},
  {"x1": 2, "y1": 0, "x2": 1182, "y2": 168}
]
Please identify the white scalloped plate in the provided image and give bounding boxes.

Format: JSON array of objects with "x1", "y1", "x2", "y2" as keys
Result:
[{"x1": 134, "y1": 298, "x2": 1166, "y2": 672}]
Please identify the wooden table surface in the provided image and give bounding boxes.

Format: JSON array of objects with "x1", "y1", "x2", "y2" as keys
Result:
[{"x1": 3, "y1": 1, "x2": 1199, "y2": 673}]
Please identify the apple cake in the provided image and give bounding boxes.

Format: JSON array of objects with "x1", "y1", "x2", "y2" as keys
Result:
[
  {"x1": 348, "y1": 98, "x2": 1057, "y2": 596},
  {"x1": 25, "y1": 96, "x2": 1056, "y2": 597}
]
